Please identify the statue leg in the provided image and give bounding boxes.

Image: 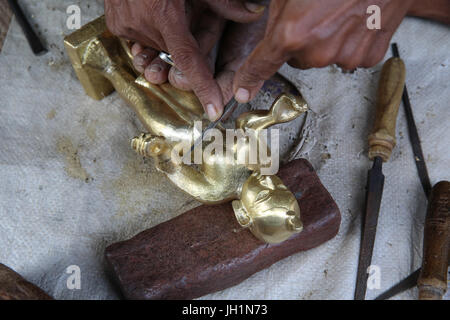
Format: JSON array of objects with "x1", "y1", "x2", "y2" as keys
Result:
[
  {"x1": 64, "y1": 16, "x2": 194, "y2": 142},
  {"x1": 236, "y1": 93, "x2": 308, "y2": 132}
]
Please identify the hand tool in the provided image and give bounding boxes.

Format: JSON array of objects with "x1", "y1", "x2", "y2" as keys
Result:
[
  {"x1": 375, "y1": 181, "x2": 450, "y2": 300},
  {"x1": 354, "y1": 57, "x2": 406, "y2": 300},
  {"x1": 187, "y1": 98, "x2": 239, "y2": 156},
  {"x1": 6, "y1": 0, "x2": 47, "y2": 55},
  {"x1": 158, "y1": 51, "x2": 240, "y2": 157},
  {"x1": 158, "y1": 51, "x2": 174, "y2": 66},
  {"x1": 391, "y1": 43, "x2": 432, "y2": 198},
  {"x1": 374, "y1": 43, "x2": 445, "y2": 300}
]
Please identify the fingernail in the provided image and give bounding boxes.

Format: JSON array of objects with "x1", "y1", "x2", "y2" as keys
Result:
[
  {"x1": 206, "y1": 104, "x2": 218, "y2": 121},
  {"x1": 235, "y1": 88, "x2": 250, "y2": 103},
  {"x1": 245, "y1": 2, "x2": 265, "y2": 13},
  {"x1": 134, "y1": 53, "x2": 149, "y2": 66},
  {"x1": 149, "y1": 64, "x2": 162, "y2": 73},
  {"x1": 134, "y1": 65, "x2": 144, "y2": 73}
]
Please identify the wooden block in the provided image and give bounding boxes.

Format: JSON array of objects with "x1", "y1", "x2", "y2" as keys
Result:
[
  {"x1": 0, "y1": 263, "x2": 53, "y2": 300},
  {"x1": 105, "y1": 159, "x2": 341, "y2": 300},
  {"x1": 0, "y1": 0, "x2": 13, "y2": 53}
]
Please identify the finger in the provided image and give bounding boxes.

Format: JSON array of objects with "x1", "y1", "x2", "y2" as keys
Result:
[
  {"x1": 161, "y1": 16, "x2": 224, "y2": 120},
  {"x1": 133, "y1": 47, "x2": 158, "y2": 73},
  {"x1": 119, "y1": 30, "x2": 165, "y2": 52},
  {"x1": 286, "y1": 14, "x2": 363, "y2": 71},
  {"x1": 335, "y1": 26, "x2": 373, "y2": 70},
  {"x1": 216, "y1": 70, "x2": 236, "y2": 104},
  {"x1": 168, "y1": 13, "x2": 224, "y2": 91},
  {"x1": 233, "y1": 39, "x2": 287, "y2": 103},
  {"x1": 362, "y1": 32, "x2": 392, "y2": 68},
  {"x1": 305, "y1": 15, "x2": 363, "y2": 70},
  {"x1": 204, "y1": 0, "x2": 268, "y2": 23},
  {"x1": 144, "y1": 56, "x2": 170, "y2": 84},
  {"x1": 363, "y1": 5, "x2": 405, "y2": 68},
  {"x1": 168, "y1": 45, "x2": 218, "y2": 91},
  {"x1": 131, "y1": 43, "x2": 144, "y2": 56},
  {"x1": 336, "y1": 28, "x2": 376, "y2": 70},
  {"x1": 168, "y1": 67, "x2": 191, "y2": 91}
]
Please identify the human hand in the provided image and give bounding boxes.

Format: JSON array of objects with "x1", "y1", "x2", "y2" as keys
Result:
[
  {"x1": 232, "y1": 0, "x2": 415, "y2": 103},
  {"x1": 104, "y1": 0, "x2": 265, "y2": 120}
]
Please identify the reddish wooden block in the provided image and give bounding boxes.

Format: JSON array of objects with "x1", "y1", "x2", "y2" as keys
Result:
[
  {"x1": 105, "y1": 159, "x2": 341, "y2": 299},
  {"x1": 0, "y1": 264, "x2": 53, "y2": 300}
]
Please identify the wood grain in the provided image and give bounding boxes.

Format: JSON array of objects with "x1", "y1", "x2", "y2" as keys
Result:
[
  {"x1": 368, "y1": 57, "x2": 406, "y2": 162},
  {"x1": 0, "y1": 264, "x2": 53, "y2": 300},
  {"x1": 417, "y1": 181, "x2": 450, "y2": 300},
  {"x1": 0, "y1": 0, "x2": 13, "y2": 53}
]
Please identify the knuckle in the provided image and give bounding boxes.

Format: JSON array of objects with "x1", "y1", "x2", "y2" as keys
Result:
[
  {"x1": 172, "y1": 44, "x2": 201, "y2": 71},
  {"x1": 308, "y1": 53, "x2": 333, "y2": 68},
  {"x1": 339, "y1": 61, "x2": 359, "y2": 71},
  {"x1": 365, "y1": 50, "x2": 385, "y2": 67},
  {"x1": 193, "y1": 83, "x2": 214, "y2": 101},
  {"x1": 173, "y1": 50, "x2": 196, "y2": 72},
  {"x1": 238, "y1": 64, "x2": 264, "y2": 86},
  {"x1": 336, "y1": 55, "x2": 360, "y2": 70}
]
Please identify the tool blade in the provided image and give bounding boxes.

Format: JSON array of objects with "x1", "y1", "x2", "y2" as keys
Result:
[
  {"x1": 391, "y1": 44, "x2": 432, "y2": 198},
  {"x1": 374, "y1": 269, "x2": 421, "y2": 300},
  {"x1": 188, "y1": 98, "x2": 239, "y2": 155},
  {"x1": 355, "y1": 156, "x2": 385, "y2": 300}
]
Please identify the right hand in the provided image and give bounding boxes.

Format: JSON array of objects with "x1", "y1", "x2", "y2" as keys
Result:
[
  {"x1": 232, "y1": 0, "x2": 415, "y2": 103},
  {"x1": 104, "y1": 0, "x2": 266, "y2": 120}
]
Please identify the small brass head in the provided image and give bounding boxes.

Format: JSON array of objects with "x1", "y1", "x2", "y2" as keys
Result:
[{"x1": 233, "y1": 172, "x2": 303, "y2": 244}]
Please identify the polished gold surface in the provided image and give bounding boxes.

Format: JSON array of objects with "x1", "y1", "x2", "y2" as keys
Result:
[{"x1": 64, "y1": 16, "x2": 308, "y2": 243}]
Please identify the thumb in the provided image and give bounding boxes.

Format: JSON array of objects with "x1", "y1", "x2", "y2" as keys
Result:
[
  {"x1": 205, "y1": 0, "x2": 268, "y2": 23},
  {"x1": 233, "y1": 40, "x2": 286, "y2": 103}
]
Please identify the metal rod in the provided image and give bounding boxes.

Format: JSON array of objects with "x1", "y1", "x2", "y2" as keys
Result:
[
  {"x1": 391, "y1": 43, "x2": 431, "y2": 197},
  {"x1": 7, "y1": 0, "x2": 47, "y2": 55}
]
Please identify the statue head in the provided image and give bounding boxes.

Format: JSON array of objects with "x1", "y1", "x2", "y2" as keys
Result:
[{"x1": 232, "y1": 172, "x2": 303, "y2": 244}]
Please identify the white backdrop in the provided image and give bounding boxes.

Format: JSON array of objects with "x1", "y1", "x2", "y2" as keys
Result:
[{"x1": 0, "y1": 0, "x2": 448, "y2": 300}]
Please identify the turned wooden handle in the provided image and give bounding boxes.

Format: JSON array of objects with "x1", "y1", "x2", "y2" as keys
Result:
[
  {"x1": 368, "y1": 57, "x2": 406, "y2": 162},
  {"x1": 417, "y1": 181, "x2": 450, "y2": 300}
]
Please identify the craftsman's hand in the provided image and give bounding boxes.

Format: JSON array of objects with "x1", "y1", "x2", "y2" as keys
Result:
[
  {"x1": 233, "y1": 0, "x2": 415, "y2": 103},
  {"x1": 104, "y1": 0, "x2": 265, "y2": 120},
  {"x1": 215, "y1": 11, "x2": 269, "y2": 104}
]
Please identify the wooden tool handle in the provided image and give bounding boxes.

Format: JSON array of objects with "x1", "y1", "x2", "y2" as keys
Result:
[
  {"x1": 368, "y1": 57, "x2": 406, "y2": 162},
  {"x1": 417, "y1": 181, "x2": 450, "y2": 300}
]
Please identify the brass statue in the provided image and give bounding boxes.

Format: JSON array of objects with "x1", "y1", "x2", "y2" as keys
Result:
[{"x1": 64, "y1": 16, "x2": 308, "y2": 244}]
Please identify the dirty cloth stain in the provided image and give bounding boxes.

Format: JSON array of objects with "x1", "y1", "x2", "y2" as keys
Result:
[{"x1": 56, "y1": 136, "x2": 90, "y2": 182}]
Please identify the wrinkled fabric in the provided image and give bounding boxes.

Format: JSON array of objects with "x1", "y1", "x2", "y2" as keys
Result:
[{"x1": 0, "y1": 0, "x2": 448, "y2": 300}]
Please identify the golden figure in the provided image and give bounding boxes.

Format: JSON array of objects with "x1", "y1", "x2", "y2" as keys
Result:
[{"x1": 64, "y1": 16, "x2": 308, "y2": 243}]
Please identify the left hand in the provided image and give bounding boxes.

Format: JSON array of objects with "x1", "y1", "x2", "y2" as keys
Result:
[{"x1": 105, "y1": 0, "x2": 266, "y2": 120}]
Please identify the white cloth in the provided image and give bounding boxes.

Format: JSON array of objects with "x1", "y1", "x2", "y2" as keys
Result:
[{"x1": 0, "y1": 0, "x2": 448, "y2": 300}]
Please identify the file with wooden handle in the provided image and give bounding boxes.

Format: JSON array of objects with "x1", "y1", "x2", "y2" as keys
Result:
[
  {"x1": 355, "y1": 57, "x2": 406, "y2": 300},
  {"x1": 418, "y1": 181, "x2": 450, "y2": 300},
  {"x1": 375, "y1": 181, "x2": 449, "y2": 300}
]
